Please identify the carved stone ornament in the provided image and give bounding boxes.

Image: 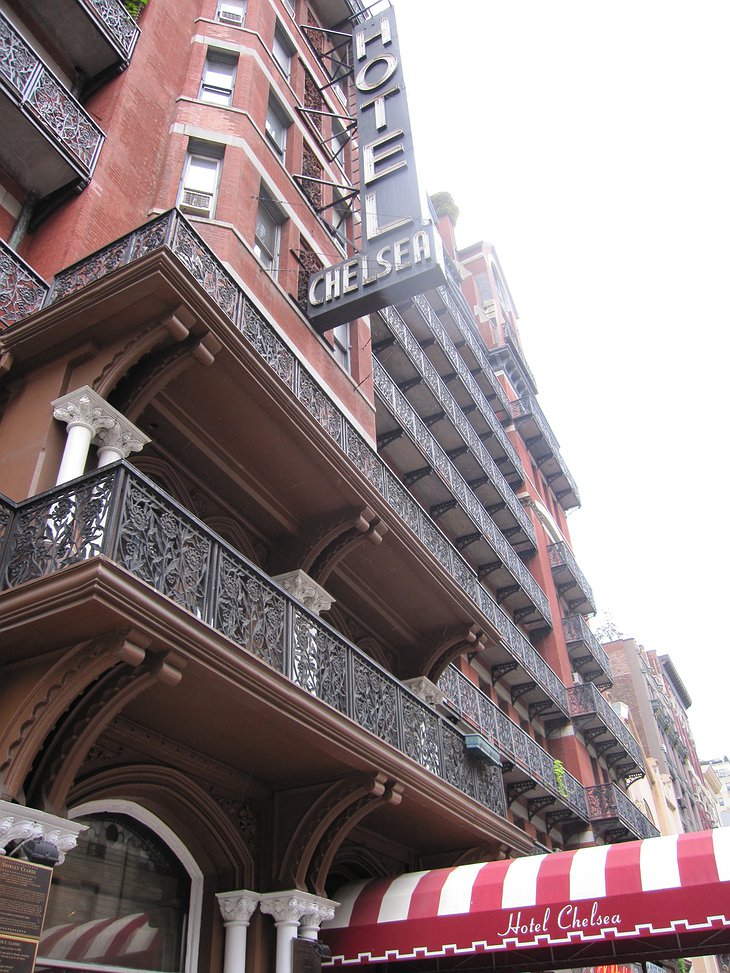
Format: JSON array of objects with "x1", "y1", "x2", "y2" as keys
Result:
[
  {"x1": 259, "y1": 891, "x2": 333, "y2": 926},
  {"x1": 273, "y1": 570, "x2": 335, "y2": 616},
  {"x1": 299, "y1": 897, "x2": 338, "y2": 935},
  {"x1": 52, "y1": 386, "x2": 149, "y2": 459},
  {"x1": 402, "y1": 676, "x2": 446, "y2": 708},
  {"x1": 0, "y1": 800, "x2": 87, "y2": 864},
  {"x1": 216, "y1": 890, "x2": 260, "y2": 925}
]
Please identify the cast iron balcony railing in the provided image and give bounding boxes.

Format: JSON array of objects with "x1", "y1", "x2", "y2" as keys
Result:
[
  {"x1": 562, "y1": 614, "x2": 612, "y2": 688},
  {"x1": 511, "y1": 394, "x2": 580, "y2": 510},
  {"x1": 379, "y1": 296, "x2": 535, "y2": 516},
  {"x1": 8, "y1": 209, "x2": 568, "y2": 715},
  {"x1": 585, "y1": 783, "x2": 659, "y2": 841},
  {"x1": 373, "y1": 360, "x2": 550, "y2": 623},
  {"x1": 547, "y1": 540, "x2": 596, "y2": 615},
  {"x1": 0, "y1": 239, "x2": 48, "y2": 329},
  {"x1": 0, "y1": 464, "x2": 507, "y2": 819},
  {"x1": 75, "y1": 0, "x2": 139, "y2": 60},
  {"x1": 22, "y1": 0, "x2": 139, "y2": 74},
  {"x1": 566, "y1": 683, "x2": 645, "y2": 779},
  {"x1": 0, "y1": 12, "x2": 105, "y2": 180},
  {"x1": 438, "y1": 664, "x2": 587, "y2": 821}
]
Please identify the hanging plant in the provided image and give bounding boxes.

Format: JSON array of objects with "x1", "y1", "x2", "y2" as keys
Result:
[
  {"x1": 124, "y1": 0, "x2": 150, "y2": 18},
  {"x1": 553, "y1": 759, "x2": 569, "y2": 798}
]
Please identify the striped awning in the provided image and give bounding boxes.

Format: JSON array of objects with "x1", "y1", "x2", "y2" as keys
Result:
[
  {"x1": 322, "y1": 829, "x2": 730, "y2": 970},
  {"x1": 39, "y1": 913, "x2": 163, "y2": 966}
]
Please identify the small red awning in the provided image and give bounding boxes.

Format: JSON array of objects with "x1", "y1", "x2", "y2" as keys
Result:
[
  {"x1": 39, "y1": 913, "x2": 163, "y2": 967},
  {"x1": 322, "y1": 829, "x2": 730, "y2": 970}
]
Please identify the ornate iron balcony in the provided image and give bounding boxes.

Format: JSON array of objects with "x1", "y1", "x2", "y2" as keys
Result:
[
  {"x1": 395, "y1": 296, "x2": 524, "y2": 482},
  {"x1": 0, "y1": 239, "x2": 48, "y2": 329},
  {"x1": 11, "y1": 209, "x2": 568, "y2": 715},
  {"x1": 79, "y1": 0, "x2": 139, "y2": 60},
  {"x1": 0, "y1": 13, "x2": 105, "y2": 180},
  {"x1": 0, "y1": 464, "x2": 507, "y2": 819},
  {"x1": 562, "y1": 614, "x2": 612, "y2": 687},
  {"x1": 585, "y1": 783, "x2": 659, "y2": 841},
  {"x1": 547, "y1": 540, "x2": 596, "y2": 615},
  {"x1": 567, "y1": 682, "x2": 645, "y2": 778},
  {"x1": 373, "y1": 359, "x2": 550, "y2": 622},
  {"x1": 511, "y1": 394, "x2": 580, "y2": 510},
  {"x1": 438, "y1": 664, "x2": 587, "y2": 821}
]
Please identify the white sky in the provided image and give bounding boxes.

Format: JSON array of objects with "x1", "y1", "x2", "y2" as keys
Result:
[{"x1": 390, "y1": 0, "x2": 730, "y2": 759}]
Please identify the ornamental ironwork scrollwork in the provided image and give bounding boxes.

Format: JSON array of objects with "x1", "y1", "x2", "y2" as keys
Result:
[
  {"x1": 129, "y1": 214, "x2": 173, "y2": 261},
  {"x1": 172, "y1": 222, "x2": 238, "y2": 319},
  {"x1": 27, "y1": 71, "x2": 103, "y2": 170},
  {"x1": 215, "y1": 549, "x2": 285, "y2": 672},
  {"x1": 401, "y1": 695, "x2": 441, "y2": 776},
  {"x1": 292, "y1": 609, "x2": 348, "y2": 714},
  {"x1": 299, "y1": 372, "x2": 343, "y2": 445},
  {"x1": 85, "y1": 0, "x2": 139, "y2": 57},
  {"x1": 0, "y1": 16, "x2": 37, "y2": 93},
  {"x1": 345, "y1": 427, "x2": 383, "y2": 491},
  {"x1": 117, "y1": 477, "x2": 211, "y2": 617},
  {"x1": 2, "y1": 474, "x2": 114, "y2": 587},
  {"x1": 51, "y1": 238, "x2": 130, "y2": 304},
  {"x1": 441, "y1": 724, "x2": 473, "y2": 795},
  {"x1": 240, "y1": 301, "x2": 296, "y2": 390},
  {"x1": 0, "y1": 240, "x2": 48, "y2": 327},
  {"x1": 352, "y1": 655, "x2": 398, "y2": 747},
  {"x1": 473, "y1": 761, "x2": 506, "y2": 817}
]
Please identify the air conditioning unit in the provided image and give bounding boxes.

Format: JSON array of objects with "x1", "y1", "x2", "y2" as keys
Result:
[
  {"x1": 180, "y1": 190, "x2": 213, "y2": 216},
  {"x1": 219, "y1": 8, "x2": 243, "y2": 24}
]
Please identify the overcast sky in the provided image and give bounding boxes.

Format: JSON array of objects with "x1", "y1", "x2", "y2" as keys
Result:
[{"x1": 390, "y1": 0, "x2": 730, "y2": 758}]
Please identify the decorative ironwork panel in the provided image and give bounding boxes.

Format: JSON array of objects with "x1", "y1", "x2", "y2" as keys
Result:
[
  {"x1": 129, "y1": 212, "x2": 174, "y2": 261},
  {"x1": 51, "y1": 237, "x2": 131, "y2": 304},
  {"x1": 0, "y1": 239, "x2": 48, "y2": 327},
  {"x1": 473, "y1": 761, "x2": 507, "y2": 817},
  {"x1": 352, "y1": 654, "x2": 399, "y2": 747},
  {"x1": 116, "y1": 475, "x2": 211, "y2": 617},
  {"x1": 292, "y1": 608, "x2": 348, "y2": 713},
  {"x1": 299, "y1": 371, "x2": 343, "y2": 445},
  {"x1": 240, "y1": 300, "x2": 296, "y2": 390},
  {"x1": 0, "y1": 496, "x2": 12, "y2": 548},
  {"x1": 383, "y1": 472, "x2": 420, "y2": 533},
  {"x1": 563, "y1": 614, "x2": 611, "y2": 677},
  {"x1": 441, "y1": 724, "x2": 474, "y2": 795},
  {"x1": 26, "y1": 69, "x2": 103, "y2": 170},
  {"x1": 0, "y1": 15, "x2": 38, "y2": 93},
  {"x1": 1, "y1": 473, "x2": 115, "y2": 587},
  {"x1": 172, "y1": 220, "x2": 238, "y2": 319},
  {"x1": 401, "y1": 694, "x2": 441, "y2": 776},
  {"x1": 215, "y1": 548, "x2": 285, "y2": 672},
  {"x1": 85, "y1": 0, "x2": 140, "y2": 57},
  {"x1": 345, "y1": 427, "x2": 384, "y2": 491}
]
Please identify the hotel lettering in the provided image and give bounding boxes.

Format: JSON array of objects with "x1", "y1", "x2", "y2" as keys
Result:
[{"x1": 306, "y1": 8, "x2": 445, "y2": 332}]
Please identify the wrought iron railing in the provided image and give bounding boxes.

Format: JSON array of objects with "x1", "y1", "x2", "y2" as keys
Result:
[
  {"x1": 10, "y1": 209, "x2": 567, "y2": 714},
  {"x1": 381, "y1": 300, "x2": 526, "y2": 496},
  {"x1": 0, "y1": 239, "x2": 48, "y2": 329},
  {"x1": 82, "y1": 0, "x2": 140, "y2": 60},
  {"x1": 438, "y1": 664, "x2": 587, "y2": 819},
  {"x1": 502, "y1": 320, "x2": 538, "y2": 391},
  {"x1": 373, "y1": 361, "x2": 550, "y2": 621},
  {"x1": 567, "y1": 683, "x2": 645, "y2": 772},
  {"x1": 0, "y1": 12, "x2": 105, "y2": 176},
  {"x1": 547, "y1": 541, "x2": 595, "y2": 612},
  {"x1": 585, "y1": 783, "x2": 659, "y2": 839},
  {"x1": 562, "y1": 614, "x2": 611, "y2": 681},
  {"x1": 511, "y1": 394, "x2": 580, "y2": 507},
  {"x1": 0, "y1": 463, "x2": 507, "y2": 819}
]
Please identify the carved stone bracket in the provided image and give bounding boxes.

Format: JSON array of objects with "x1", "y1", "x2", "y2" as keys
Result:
[
  {"x1": 273, "y1": 569, "x2": 335, "y2": 616},
  {"x1": 216, "y1": 890, "x2": 260, "y2": 925},
  {"x1": 0, "y1": 799, "x2": 87, "y2": 864},
  {"x1": 422, "y1": 624, "x2": 487, "y2": 683}
]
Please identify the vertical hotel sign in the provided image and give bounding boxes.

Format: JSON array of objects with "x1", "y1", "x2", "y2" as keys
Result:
[{"x1": 306, "y1": 6, "x2": 445, "y2": 332}]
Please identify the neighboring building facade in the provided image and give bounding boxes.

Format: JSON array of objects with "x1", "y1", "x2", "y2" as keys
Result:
[
  {"x1": 0, "y1": 3, "x2": 658, "y2": 973},
  {"x1": 704, "y1": 756, "x2": 730, "y2": 827}
]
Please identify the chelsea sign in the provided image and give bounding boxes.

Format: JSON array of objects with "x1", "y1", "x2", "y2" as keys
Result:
[{"x1": 306, "y1": 7, "x2": 445, "y2": 332}]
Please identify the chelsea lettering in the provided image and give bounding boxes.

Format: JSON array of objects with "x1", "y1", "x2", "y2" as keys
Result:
[{"x1": 498, "y1": 901, "x2": 621, "y2": 940}]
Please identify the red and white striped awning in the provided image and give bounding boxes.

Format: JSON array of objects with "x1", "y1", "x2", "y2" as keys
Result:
[
  {"x1": 322, "y1": 829, "x2": 730, "y2": 970},
  {"x1": 39, "y1": 913, "x2": 163, "y2": 967}
]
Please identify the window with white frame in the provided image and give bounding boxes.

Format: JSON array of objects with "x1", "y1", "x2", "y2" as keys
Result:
[
  {"x1": 254, "y1": 186, "x2": 285, "y2": 272},
  {"x1": 331, "y1": 192, "x2": 350, "y2": 251},
  {"x1": 281, "y1": 0, "x2": 296, "y2": 14},
  {"x1": 200, "y1": 51, "x2": 237, "y2": 105},
  {"x1": 331, "y1": 117, "x2": 349, "y2": 164},
  {"x1": 217, "y1": 0, "x2": 245, "y2": 25},
  {"x1": 272, "y1": 23, "x2": 294, "y2": 79},
  {"x1": 178, "y1": 143, "x2": 223, "y2": 218},
  {"x1": 265, "y1": 93, "x2": 290, "y2": 156},
  {"x1": 331, "y1": 322, "x2": 350, "y2": 371}
]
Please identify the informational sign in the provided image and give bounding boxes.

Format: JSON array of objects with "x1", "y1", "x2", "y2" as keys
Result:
[
  {"x1": 306, "y1": 7, "x2": 445, "y2": 332},
  {"x1": 0, "y1": 858, "x2": 53, "y2": 973}
]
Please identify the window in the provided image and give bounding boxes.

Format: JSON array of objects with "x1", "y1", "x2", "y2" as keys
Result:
[
  {"x1": 178, "y1": 143, "x2": 223, "y2": 218},
  {"x1": 282, "y1": 0, "x2": 296, "y2": 14},
  {"x1": 217, "y1": 0, "x2": 245, "y2": 24},
  {"x1": 254, "y1": 186, "x2": 285, "y2": 271},
  {"x1": 273, "y1": 23, "x2": 294, "y2": 79},
  {"x1": 265, "y1": 93, "x2": 290, "y2": 156},
  {"x1": 331, "y1": 192, "x2": 350, "y2": 251},
  {"x1": 331, "y1": 117, "x2": 349, "y2": 164},
  {"x1": 200, "y1": 51, "x2": 237, "y2": 105},
  {"x1": 331, "y1": 322, "x2": 350, "y2": 371}
]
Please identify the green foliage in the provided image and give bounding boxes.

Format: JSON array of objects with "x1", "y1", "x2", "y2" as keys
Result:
[
  {"x1": 553, "y1": 759, "x2": 568, "y2": 798},
  {"x1": 124, "y1": 0, "x2": 149, "y2": 18},
  {"x1": 430, "y1": 192, "x2": 459, "y2": 226},
  {"x1": 678, "y1": 960, "x2": 688, "y2": 973}
]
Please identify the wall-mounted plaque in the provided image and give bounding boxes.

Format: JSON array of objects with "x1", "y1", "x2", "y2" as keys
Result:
[{"x1": 0, "y1": 858, "x2": 53, "y2": 973}]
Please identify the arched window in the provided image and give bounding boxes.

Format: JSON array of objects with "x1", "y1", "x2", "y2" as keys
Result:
[{"x1": 37, "y1": 802, "x2": 202, "y2": 973}]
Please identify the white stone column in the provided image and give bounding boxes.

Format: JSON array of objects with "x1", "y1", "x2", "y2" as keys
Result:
[
  {"x1": 216, "y1": 891, "x2": 259, "y2": 973},
  {"x1": 52, "y1": 386, "x2": 149, "y2": 484},
  {"x1": 272, "y1": 570, "x2": 335, "y2": 615},
  {"x1": 299, "y1": 897, "x2": 338, "y2": 941},
  {"x1": 259, "y1": 892, "x2": 314, "y2": 973},
  {"x1": 0, "y1": 800, "x2": 87, "y2": 864}
]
